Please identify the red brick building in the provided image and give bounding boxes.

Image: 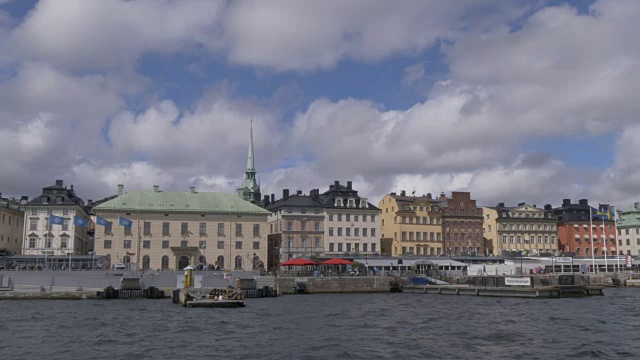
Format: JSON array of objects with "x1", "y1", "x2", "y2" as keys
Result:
[
  {"x1": 442, "y1": 192, "x2": 484, "y2": 256},
  {"x1": 554, "y1": 199, "x2": 616, "y2": 256}
]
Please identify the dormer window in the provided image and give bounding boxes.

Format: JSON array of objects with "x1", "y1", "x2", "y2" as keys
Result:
[
  {"x1": 336, "y1": 199, "x2": 343, "y2": 207},
  {"x1": 348, "y1": 199, "x2": 354, "y2": 208}
]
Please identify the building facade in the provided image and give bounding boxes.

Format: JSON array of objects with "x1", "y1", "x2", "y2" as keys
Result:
[
  {"x1": 483, "y1": 203, "x2": 558, "y2": 256},
  {"x1": 617, "y1": 203, "x2": 640, "y2": 256},
  {"x1": 554, "y1": 199, "x2": 616, "y2": 256},
  {"x1": 236, "y1": 120, "x2": 261, "y2": 205},
  {"x1": 0, "y1": 194, "x2": 27, "y2": 255},
  {"x1": 21, "y1": 180, "x2": 90, "y2": 256},
  {"x1": 442, "y1": 191, "x2": 484, "y2": 256},
  {"x1": 264, "y1": 181, "x2": 380, "y2": 266},
  {"x1": 321, "y1": 181, "x2": 380, "y2": 257},
  {"x1": 93, "y1": 185, "x2": 270, "y2": 271},
  {"x1": 379, "y1": 191, "x2": 444, "y2": 257}
]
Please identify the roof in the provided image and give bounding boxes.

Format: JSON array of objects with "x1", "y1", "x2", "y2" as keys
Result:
[
  {"x1": 27, "y1": 180, "x2": 85, "y2": 209},
  {"x1": 94, "y1": 191, "x2": 271, "y2": 215},
  {"x1": 618, "y1": 207, "x2": 640, "y2": 228},
  {"x1": 267, "y1": 194, "x2": 323, "y2": 211}
]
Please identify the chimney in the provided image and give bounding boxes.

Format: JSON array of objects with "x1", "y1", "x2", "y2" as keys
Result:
[
  {"x1": 635, "y1": 202, "x2": 639, "y2": 210},
  {"x1": 401, "y1": 190, "x2": 406, "y2": 197},
  {"x1": 190, "y1": 186, "x2": 196, "y2": 194},
  {"x1": 20, "y1": 196, "x2": 29, "y2": 204},
  {"x1": 117, "y1": 184, "x2": 124, "y2": 196},
  {"x1": 153, "y1": 185, "x2": 159, "y2": 193},
  {"x1": 579, "y1": 199, "x2": 588, "y2": 206},
  {"x1": 544, "y1": 204, "x2": 552, "y2": 210},
  {"x1": 498, "y1": 202, "x2": 505, "y2": 208},
  {"x1": 440, "y1": 192, "x2": 446, "y2": 200},
  {"x1": 334, "y1": 180, "x2": 340, "y2": 189},
  {"x1": 347, "y1": 181, "x2": 352, "y2": 190},
  {"x1": 263, "y1": 195, "x2": 270, "y2": 207},
  {"x1": 562, "y1": 199, "x2": 571, "y2": 206},
  {"x1": 426, "y1": 193, "x2": 432, "y2": 199},
  {"x1": 518, "y1": 202, "x2": 525, "y2": 206},
  {"x1": 271, "y1": 194, "x2": 275, "y2": 203},
  {"x1": 55, "y1": 179, "x2": 63, "y2": 187},
  {"x1": 87, "y1": 199, "x2": 93, "y2": 206},
  {"x1": 533, "y1": 205, "x2": 537, "y2": 208},
  {"x1": 283, "y1": 189, "x2": 290, "y2": 200}
]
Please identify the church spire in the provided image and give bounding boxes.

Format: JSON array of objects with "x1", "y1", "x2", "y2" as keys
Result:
[{"x1": 247, "y1": 117, "x2": 255, "y2": 172}]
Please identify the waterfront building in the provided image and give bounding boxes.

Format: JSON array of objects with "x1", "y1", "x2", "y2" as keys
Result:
[
  {"x1": 442, "y1": 191, "x2": 484, "y2": 256},
  {"x1": 482, "y1": 203, "x2": 558, "y2": 257},
  {"x1": 553, "y1": 199, "x2": 616, "y2": 256},
  {"x1": 93, "y1": 185, "x2": 270, "y2": 271},
  {"x1": 265, "y1": 181, "x2": 380, "y2": 267},
  {"x1": 21, "y1": 180, "x2": 91, "y2": 256},
  {"x1": 0, "y1": 194, "x2": 27, "y2": 255},
  {"x1": 379, "y1": 191, "x2": 444, "y2": 257},
  {"x1": 235, "y1": 120, "x2": 261, "y2": 205},
  {"x1": 617, "y1": 203, "x2": 640, "y2": 255}
]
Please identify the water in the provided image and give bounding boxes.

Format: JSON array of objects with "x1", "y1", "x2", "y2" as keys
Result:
[{"x1": 2, "y1": 288, "x2": 640, "y2": 359}]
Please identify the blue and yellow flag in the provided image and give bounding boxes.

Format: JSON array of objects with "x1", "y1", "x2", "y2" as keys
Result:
[{"x1": 593, "y1": 207, "x2": 614, "y2": 220}]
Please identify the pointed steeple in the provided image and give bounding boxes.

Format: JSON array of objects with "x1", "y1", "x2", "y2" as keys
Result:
[
  {"x1": 247, "y1": 117, "x2": 255, "y2": 172},
  {"x1": 236, "y1": 117, "x2": 261, "y2": 205}
]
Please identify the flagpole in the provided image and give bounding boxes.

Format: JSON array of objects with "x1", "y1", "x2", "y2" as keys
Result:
[
  {"x1": 603, "y1": 216, "x2": 607, "y2": 273},
  {"x1": 590, "y1": 207, "x2": 595, "y2": 273},
  {"x1": 614, "y1": 208, "x2": 621, "y2": 272}
]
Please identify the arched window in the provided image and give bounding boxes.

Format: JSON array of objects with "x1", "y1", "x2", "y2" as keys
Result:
[
  {"x1": 178, "y1": 256, "x2": 190, "y2": 270},
  {"x1": 161, "y1": 256, "x2": 169, "y2": 270},
  {"x1": 142, "y1": 255, "x2": 150, "y2": 270},
  {"x1": 234, "y1": 255, "x2": 243, "y2": 270}
]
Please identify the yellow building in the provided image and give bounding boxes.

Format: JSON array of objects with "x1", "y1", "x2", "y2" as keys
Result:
[
  {"x1": 0, "y1": 195, "x2": 26, "y2": 255},
  {"x1": 379, "y1": 191, "x2": 444, "y2": 256}
]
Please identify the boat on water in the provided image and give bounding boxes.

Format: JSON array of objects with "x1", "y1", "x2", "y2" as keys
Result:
[{"x1": 175, "y1": 288, "x2": 246, "y2": 308}]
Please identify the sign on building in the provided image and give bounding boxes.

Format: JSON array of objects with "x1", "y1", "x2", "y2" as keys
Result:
[{"x1": 555, "y1": 257, "x2": 573, "y2": 263}]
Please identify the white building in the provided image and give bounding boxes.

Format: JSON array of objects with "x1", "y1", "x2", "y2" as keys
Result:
[
  {"x1": 21, "y1": 180, "x2": 91, "y2": 256},
  {"x1": 617, "y1": 203, "x2": 640, "y2": 256}
]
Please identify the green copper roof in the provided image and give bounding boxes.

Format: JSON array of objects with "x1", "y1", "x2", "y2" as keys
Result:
[
  {"x1": 94, "y1": 191, "x2": 270, "y2": 215},
  {"x1": 618, "y1": 207, "x2": 640, "y2": 228}
]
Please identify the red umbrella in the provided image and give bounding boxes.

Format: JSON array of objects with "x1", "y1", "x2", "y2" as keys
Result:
[
  {"x1": 278, "y1": 258, "x2": 317, "y2": 266},
  {"x1": 321, "y1": 258, "x2": 354, "y2": 265}
]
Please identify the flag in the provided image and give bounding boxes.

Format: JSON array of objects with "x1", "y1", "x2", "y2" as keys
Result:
[
  {"x1": 73, "y1": 216, "x2": 89, "y2": 228},
  {"x1": 49, "y1": 214, "x2": 64, "y2": 225},
  {"x1": 119, "y1": 216, "x2": 133, "y2": 228},
  {"x1": 593, "y1": 207, "x2": 614, "y2": 220},
  {"x1": 96, "y1": 216, "x2": 110, "y2": 227}
]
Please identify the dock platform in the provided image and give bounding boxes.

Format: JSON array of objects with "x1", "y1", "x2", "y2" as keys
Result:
[{"x1": 403, "y1": 284, "x2": 604, "y2": 298}]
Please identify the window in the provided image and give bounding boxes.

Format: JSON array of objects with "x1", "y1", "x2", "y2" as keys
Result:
[
  {"x1": 314, "y1": 209, "x2": 320, "y2": 214},
  {"x1": 402, "y1": 232, "x2": 407, "y2": 241},
  {"x1": 338, "y1": 213, "x2": 342, "y2": 221},
  {"x1": 346, "y1": 228, "x2": 351, "y2": 236},
  {"x1": 551, "y1": 236, "x2": 556, "y2": 244},
  {"x1": 349, "y1": 200, "x2": 354, "y2": 207},
  {"x1": 60, "y1": 238, "x2": 68, "y2": 248},
  {"x1": 409, "y1": 232, "x2": 415, "y2": 241},
  {"x1": 217, "y1": 223, "x2": 224, "y2": 236},
  {"x1": 371, "y1": 215, "x2": 376, "y2": 222},
  {"x1": 31, "y1": 209, "x2": 37, "y2": 216},
  {"x1": 363, "y1": 214, "x2": 367, "y2": 222},
  {"x1": 371, "y1": 243, "x2": 376, "y2": 253},
  {"x1": 363, "y1": 228, "x2": 368, "y2": 237},
  {"x1": 329, "y1": 243, "x2": 335, "y2": 252},
  {"x1": 253, "y1": 224, "x2": 260, "y2": 237},
  {"x1": 338, "y1": 243, "x2": 343, "y2": 252},
  {"x1": 181, "y1": 222, "x2": 189, "y2": 235},
  {"x1": 517, "y1": 236, "x2": 522, "y2": 243},
  {"x1": 371, "y1": 228, "x2": 376, "y2": 237},
  {"x1": 199, "y1": 240, "x2": 206, "y2": 249},
  {"x1": 235, "y1": 241, "x2": 242, "y2": 249},
  {"x1": 354, "y1": 243, "x2": 360, "y2": 252},
  {"x1": 301, "y1": 237, "x2": 307, "y2": 248},
  {"x1": 314, "y1": 222, "x2": 320, "y2": 231},
  {"x1": 236, "y1": 224, "x2": 243, "y2": 236},
  {"x1": 143, "y1": 240, "x2": 151, "y2": 249},
  {"x1": 354, "y1": 228, "x2": 360, "y2": 236},
  {"x1": 103, "y1": 240, "x2": 112, "y2": 249},
  {"x1": 45, "y1": 237, "x2": 52, "y2": 248},
  {"x1": 346, "y1": 243, "x2": 352, "y2": 252},
  {"x1": 199, "y1": 223, "x2": 207, "y2": 236},
  {"x1": 181, "y1": 240, "x2": 188, "y2": 248},
  {"x1": 162, "y1": 240, "x2": 170, "y2": 249},
  {"x1": 346, "y1": 214, "x2": 351, "y2": 222},
  {"x1": 329, "y1": 227, "x2": 334, "y2": 236},
  {"x1": 329, "y1": 214, "x2": 334, "y2": 221},
  {"x1": 29, "y1": 219, "x2": 38, "y2": 231},
  {"x1": 301, "y1": 209, "x2": 306, "y2": 214},
  {"x1": 402, "y1": 216, "x2": 407, "y2": 224},
  {"x1": 141, "y1": 221, "x2": 151, "y2": 235},
  {"x1": 105, "y1": 222, "x2": 112, "y2": 235},
  {"x1": 124, "y1": 226, "x2": 132, "y2": 236},
  {"x1": 502, "y1": 235, "x2": 507, "y2": 244},
  {"x1": 287, "y1": 221, "x2": 293, "y2": 231},
  {"x1": 509, "y1": 236, "x2": 514, "y2": 244},
  {"x1": 217, "y1": 241, "x2": 224, "y2": 249},
  {"x1": 252, "y1": 241, "x2": 260, "y2": 250},
  {"x1": 124, "y1": 240, "x2": 132, "y2": 249},
  {"x1": 163, "y1": 222, "x2": 170, "y2": 235},
  {"x1": 301, "y1": 221, "x2": 307, "y2": 231},
  {"x1": 61, "y1": 219, "x2": 69, "y2": 231},
  {"x1": 338, "y1": 228, "x2": 343, "y2": 236}
]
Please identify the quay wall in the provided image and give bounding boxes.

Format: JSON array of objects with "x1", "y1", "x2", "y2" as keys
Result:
[{"x1": 275, "y1": 276, "x2": 395, "y2": 294}]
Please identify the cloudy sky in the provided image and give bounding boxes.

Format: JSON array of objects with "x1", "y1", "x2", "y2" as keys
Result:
[{"x1": 1, "y1": 0, "x2": 639, "y2": 208}]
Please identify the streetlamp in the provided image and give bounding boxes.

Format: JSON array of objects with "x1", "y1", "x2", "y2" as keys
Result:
[{"x1": 201, "y1": 243, "x2": 207, "y2": 295}]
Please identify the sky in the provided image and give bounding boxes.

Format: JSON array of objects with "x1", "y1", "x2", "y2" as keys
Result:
[{"x1": 1, "y1": 0, "x2": 639, "y2": 209}]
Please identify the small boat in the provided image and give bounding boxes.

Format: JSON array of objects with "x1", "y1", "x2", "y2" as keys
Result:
[{"x1": 175, "y1": 288, "x2": 246, "y2": 308}]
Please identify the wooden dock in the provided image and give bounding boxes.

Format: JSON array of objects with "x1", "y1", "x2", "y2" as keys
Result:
[{"x1": 402, "y1": 285, "x2": 604, "y2": 298}]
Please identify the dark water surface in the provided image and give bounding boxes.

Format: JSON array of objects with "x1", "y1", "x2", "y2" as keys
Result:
[{"x1": 2, "y1": 288, "x2": 640, "y2": 359}]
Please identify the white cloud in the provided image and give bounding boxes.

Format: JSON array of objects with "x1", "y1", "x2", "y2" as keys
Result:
[{"x1": 403, "y1": 62, "x2": 426, "y2": 85}]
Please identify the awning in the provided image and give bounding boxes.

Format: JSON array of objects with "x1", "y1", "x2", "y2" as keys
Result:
[
  {"x1": 321, "y1": 258, "x2": 354, "y2": 265},
  {"x1": 278, "y1": 258, "x2": 317, "y2": 266}
]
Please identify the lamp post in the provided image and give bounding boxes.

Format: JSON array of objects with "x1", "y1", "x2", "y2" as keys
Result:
[{"x1": 201, "y1": 243, "x2": 206, "y2": 295}]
